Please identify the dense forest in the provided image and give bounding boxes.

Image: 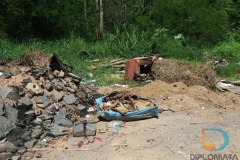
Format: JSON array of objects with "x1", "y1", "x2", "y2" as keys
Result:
[
  {"x1": 0, "y1": 0, "x2": 240, "y2": 79},
  {"x1": 0, "y1": 0, "x2": 240, "y2": 44}
]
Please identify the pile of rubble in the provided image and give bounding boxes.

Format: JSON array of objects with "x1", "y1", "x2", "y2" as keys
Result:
[{"x1": 0, "y1": 54, "x2": 103, "y2": 159}]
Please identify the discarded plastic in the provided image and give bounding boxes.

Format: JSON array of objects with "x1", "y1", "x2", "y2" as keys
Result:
[
  {"x1": 87, "y1": 80, "x2": 96, "y2": 84},
  {"x1": 87, "y1": 73, "x2": 93, "y2": 78},
  {"x1": 41, "y1": 137, "x2": 50, "y2": 144},
  {"x1": 112, "y1": 84, "x2": 129, "y2": 88},
  {"x1": 77, "y1": 136, "x2": 102, "y2": 148},
  {"x1": 107, "y1": 120, "x2": 123, "y2": 131}
]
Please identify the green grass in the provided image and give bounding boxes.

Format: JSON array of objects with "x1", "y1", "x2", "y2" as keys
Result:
[{"x1": 0, "y1": 31, "x2": 240, "y2": 85}]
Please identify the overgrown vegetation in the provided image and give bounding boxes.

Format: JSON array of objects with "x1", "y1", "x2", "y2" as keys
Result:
[{"x1": 0, "y1": 0, "x2": 240, "y2": 84}]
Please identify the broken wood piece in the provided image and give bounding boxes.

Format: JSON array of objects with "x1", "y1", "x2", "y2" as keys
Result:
[
  {"x1": 111, "y1": 64, "x2": 126, "y2": 68},
  {"x1": 111, "y1": 60, "x2": 127, "y2": 65},
  {"x1": 111, "y1": 143, "x2": 128, "y2": 147},
  {"x1": 110, "y1": 58, "x2": 125, "y2": 63},
  {"x1": 190, "y1": 122, "x2": 203, "y2": 124},
  {"x1": 128, "y1": 95, "x2": 136, "y2": 111},
  {"x1": 90, "y1": 59, "x2": 99, "y2": 62}
]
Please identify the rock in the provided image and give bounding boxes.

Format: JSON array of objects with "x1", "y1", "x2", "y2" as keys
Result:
[
  {"x1": 0, "y1": 116, "x2": 16, "y2": 140},
  {"x1": 66, "y1": 87, "x2": 76, "y2": 93},
  {"x1": 53, "y1": 70, "x2": 60, "y2": 77},
  {"x1": 52, "y1": 84, "x2": 63, "y2": 91},
  {"x1": 46, "y1": 104, "x2": 56, "y2": 113},
  {"x1": 23, "y1": 113, "x2": 35, "y2": 125},
  {"x1": 37, "y1": 96, "x2": 51, "y2": 108},
  {"x1": 11, "y1": 70, "x2": 21, "y2": 76},
  {"x1": 0, "y1": 152, "x2": 13, "y2": 160},
  {"x1": 12, "y1": 155, "x2": 21, "y2": 160},
  {"x1": 18, "y1": 97, "x2": 32, "y2": 106},
  {"x1": 5, "y1": 103, "x2": 18, "y2": 123},
  {"x1": 24, "y1": 110, "x2": 35, "y2": 115},
  {"x1": 17, "y1": 147, "x2": 27, "y2": 154},
  {"x1": 21, "y1": 131, "x2": 31, "y2": 140},
  {"x1": 26, "y1": 83, "x2": 43, "y2": 96},
  {"x1": 25, "y1": 92, "x2": 34, "y2": 98},
  {"x1": 0, "y1": 142, "x2": 18, "y2": 152},
  {"x1": 43, "y1": 89, "x2": 52, "y2": 97},
  {"x1": 22, "y1": 78, "x2": 32, "y2": 86},
  {"x1": 76, "y1": 91, "x2": 86, "y2": 99},
  {"x1": 45, "y1": 82, "x2": 53, "y2": 91},
  {"x1": 51, "y1": 90, "x2": 64, "y2": 102},
  {"x1": 50, "y1": 125, "x2": 68, "y2": 137},
  {"x1": 32, "y1": 117, "x2": 42, "y2": 125},
  {"x1": 0, "y1": 98, "x2": 4, "y2": 116},
  {"x1": 48, "y1": 74, "x2": 54, "y2": 80},
  {"x1": 73, "y1": 121, "x2": 96, "y2": 137},
  {"x1": 24, "y1": 139, "x2": 37, "y2": 148},
  {"x1": 54, "y1": 112, "x2": 73, "y2": 127},
  {"x1": 31, "y1": 127, "x2": 43, "y2": 138},
  {"x1": 34, "y1": 110, "x2": 41, "y2": 116},
  {"x1": 2, "y1": 72, "x2": 12, "y2": 79},
  {"x1": 73, "y1": 123, "x2": 84, "y2": 137},
  {"x1": 0, "y1": 87, "x2": 12, "y2": 99},
  {"x1": 6, "y1": 90, "x2": 20, "y2": 102},
  {"x1": 77, "y1": 104, "x2": 87, "y2": 110},
  {"x1": 85, "y1": 121, "x2": 96, "y2": 136},
  {"x1": 58, "y1": 70, "x2": 65, "y2": 78},
  {"x1": 63, "y1": 94, "x2": 77, "y2": 105},
  {"x1": 36, "y1": 104, "x2": 44, "y2": 108},
  {"x1": 42, "y1": 120, "x2": 52, "y2": 127}
]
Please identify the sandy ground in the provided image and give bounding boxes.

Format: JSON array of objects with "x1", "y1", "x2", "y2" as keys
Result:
[{"x1": 24, "y1": 107, "x2": 240, "y2": 160}]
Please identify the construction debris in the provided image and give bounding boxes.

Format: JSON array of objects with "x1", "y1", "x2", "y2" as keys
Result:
[{"x1": 0, "y1": 52, "x2": 103, "y2": 159}]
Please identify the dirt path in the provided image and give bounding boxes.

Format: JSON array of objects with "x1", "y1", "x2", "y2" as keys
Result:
[{"x1": 24, "y1": 106, "x2": 240, "y2": 160}]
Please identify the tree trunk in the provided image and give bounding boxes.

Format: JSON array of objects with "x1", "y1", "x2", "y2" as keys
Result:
[{"x1": 99, "y1": 0, "x2": 104, "y2": 35}]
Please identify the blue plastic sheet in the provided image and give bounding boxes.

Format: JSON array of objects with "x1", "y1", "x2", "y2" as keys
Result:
[{"x1": 95, "y1": 96, "x2": 159, "y2": 121}]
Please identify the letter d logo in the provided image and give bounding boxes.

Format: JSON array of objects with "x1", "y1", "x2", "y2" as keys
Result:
[{"x1": 202, "y1": 128, "x2": 229, "y2": 152}]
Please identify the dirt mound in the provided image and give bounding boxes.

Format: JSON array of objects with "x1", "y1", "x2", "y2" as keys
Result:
[
  {"x1": 152, "y1": 59, "x2": 216, "y2": 90},
  {"x1": 11, "y1": 50, "x2": 51, "y2": 68},
  {"x1": 131, "y1": 80, "x2": 240, "y2": 111}
]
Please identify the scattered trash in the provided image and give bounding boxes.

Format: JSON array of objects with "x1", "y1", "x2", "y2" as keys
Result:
[
  {"x1": 88, "y1": 65, "x2": 98, "y2": 70},
  {"x1": 77, "y1": 136, "x2": 102, "y2": 148},
  {"x1": 87, "y1": 73, "x2": 93, "y2": 78},
  {"x1": 216, "y1": 80, "x2": 240, "y2": 96},
  {"x1": 87, "y1": 79, "x2": 97, "y2": 84},
  {"x1": 107, "y1": 120, "x2": 124, "y2": 131},
  {"x1": 112, "y1": 84, "x2": 129, "y2": 88},
  {"x1": 111, "y1": 141, "x2": 128, "y2": 151},
  {"x1": 0, "y1": 72, "x2": 3, "y2": 77},
  {"x1": 125, "y1": 56, "x2": 156, "y2": 81},
  {"x1": 95, "y1": 91, "x2": 159, "y2": 121},
  {"x1": 145, "y1": 80, "x2": 153, "y2": 83},
  {"x1": 41, "y1": 137, "x2": 50, "y2": 144},
  {"x1": 109, "y1": 58, "x2": 127, "y2": 71}
]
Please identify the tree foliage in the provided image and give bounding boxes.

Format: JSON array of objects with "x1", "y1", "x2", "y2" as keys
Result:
[{"x1": 0, "y1": 0, "x2": 239, "y2": 45}]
